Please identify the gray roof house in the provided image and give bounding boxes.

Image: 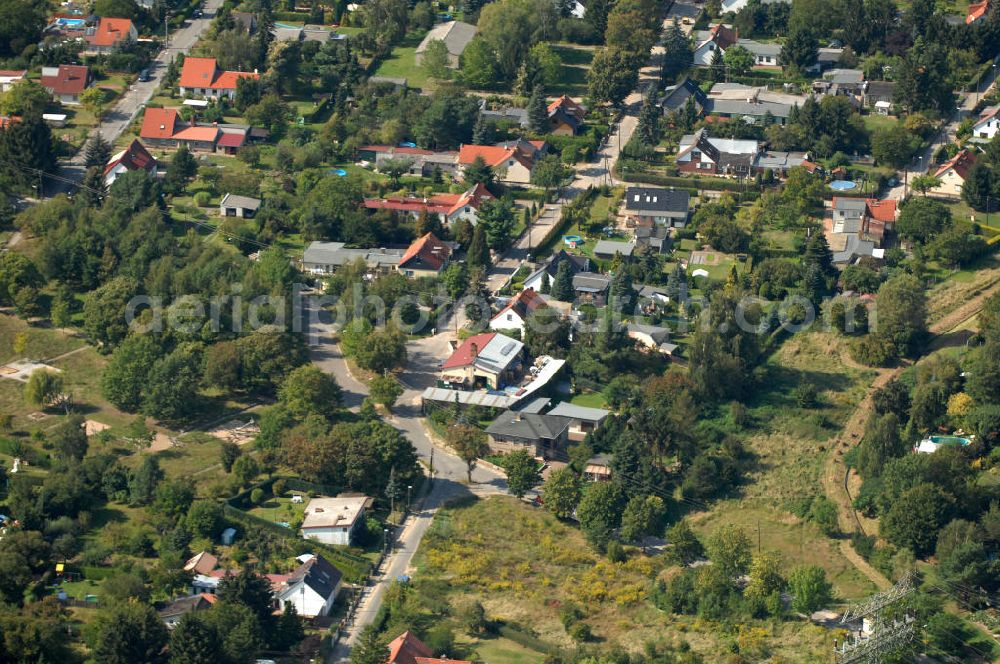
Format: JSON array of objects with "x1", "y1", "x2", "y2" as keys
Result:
[
  {"x1": 739, "y1": 39, "x2": 781, "y2": 67},
  {"x1": 219, "y1": 193, "x2": 261, "y2": 218},
  {"x1": 485, "y1": 410, "x2": 571, "y2": 459},
  {"x1": 593, "y1": 240, "x2": 636, "y2": 258},
  {"x1": 863, "y1": 80, "x2": 895, "y2": 107},
  {"x1": 523, "y1": 250, "x2": 590, "y2": 292},
  {"x1": 704, "y1": 83, "x2": 803, "y2": 124},
  {"x1": 301, "y1": 241, "x2": 404, "y2": 274},
  {"x1": 415, "y1": 21, "x2": 477, "y2": 68},
  {"x1": 624, "y1": 186, "x2": 691, "y2": 227},
  {"x1": 547, "y1": 402, "x2": 610, "y2": 441},
  {"x1": 833, "y1": 235, "x2": 883, "y2": 264},
  {"x1": 573, "y1": 272, "x2": 612, "y2": 305},
  {"x1": 660, "y1": 77, "x2": 707, "y2": 115},
  {"x1": 627, "y1": 323, "x2": 676, "y2": 354}
]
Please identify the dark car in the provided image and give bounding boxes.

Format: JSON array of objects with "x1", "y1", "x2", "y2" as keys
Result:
[{"x1": 137, "y1": 69, "x2": 152, "y2": 82}]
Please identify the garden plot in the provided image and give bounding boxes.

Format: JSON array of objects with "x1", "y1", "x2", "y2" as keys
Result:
[{"x1": 0, "y1": 359, "x2": 61, "y2": 382}]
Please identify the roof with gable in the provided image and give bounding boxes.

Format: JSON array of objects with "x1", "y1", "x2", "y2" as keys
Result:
[
  {"x1": 40, "y1": 65, "x2": 90, "y2": 95},
  {"x1": 660, "y1": 76, "x2": 706, "y2": 113},
  {"x1": 524, "y1": 250, "x2": 590, "y2": 287},
  {"x1": 486, "y1": 410, "x2": 571, "y2": 441},
  {"x1": 491, "y1": 288, "x2": 548, "y2": 324},
  {"x1": 399, "y1": 232, "x2": 452, "y2": 272},
  {"x1": 441, "y1": 332, "x2": 523, "y2": 372},
  {"x1": 171, "y1": 124, "x2": 220, "y2": 142},
  {"x1": 702, "y1": 23, "x2": 739, "y2": 50},
  {"x1": 183, "y1": 551, "x2": 219, "y2": 575},
  {"x1": 459, "y1": 144, "x2": 533, "y2": 170},
  {"x1": 967, "y1": 0, "x2": 990, "y2": 23},
  {"x1": 415, "y1": 20, "x2": 477, "y2": 57},
  {"x1": 104, "y1": 139, "x2": 156, "y2": 176},
  {"x1": 158, "y1": 593, "x2": 217, "y2": 620},
  {"x1": 217, "y1": 130, "x2": 247, "y2": 148},
  {"x1": 934, "y1": 149, "x2": 976, "y2": 180},
  {"x1": 287, "y1": 554, "x2": 342, "y2": 601},
  {"x1": 88, "y1": 17, "x2": 134, "y2": 47},
  {"x1": 624, "y1": 186, "x2": 691, "y2": 215},
  {"x1": 547, "y1": 95, "x2": 586, "y2": 121},
  {"x1": 974, "y1": 105, "x2": 1000, "y2": 128},
  {"x1": 140, "y1": 107, "x2": 179, "y2": 139},
  {"x1": 179, "y1": 57, "x2": 259, "y2": 91},
  {"x1": 387, "y1": 630, "x2": 473, "y2": 664}
]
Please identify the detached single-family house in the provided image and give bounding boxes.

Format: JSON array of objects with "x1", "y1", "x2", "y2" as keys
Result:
[
  {"x1": 300, "y1": 496, "x2": 369, "y2": 546},
  {"x1": 676, "y1": 128, "x2": 760, "y2": 177},
  {"x1": 584, "y1": 453, "x2": 613, "y2": 482},
  {"x1": 573, "y1": 272, "x2": 612, "y2": 306},
  {"x1": 547, "y1": 95, "x2": 586, "y2": 135},
  {"x1": 862, "y1": 80, "x2": 896, "y2": 109},
  {"x1": 387, "y1": 631, "x2": 473, "y2": 664},
  {"x1": 276, "y1": 554, "x2": 342, "y2": 618},
  {"x1": 523, "y1": 250, "x2": 590, "y2": 292},
  {"x1": 627, "y1": 323, "x2": 677, "y2": 354},
  {"x1": 40, "y1": 65, "x2": 91, "y2": 104},
  {"x1": 219, "y1": 193, "x2": 261, "y2": 218},
  {"x1": 973, "y1": 106, "x2": 1000, "y2": 141},
  {"x1": 300, "y1": 241, "x2": 404, "y2": 275},
  {"x1": 179, "y1": 57, "x2": 259, "y2": 100},
  {"x1": 692, "y1": 24, "x2": 738, "y2": 67},
  {"x1": 490, "y1": 288, "x2": 549, "y2": 336},
  {"x1": 158, "y1": 593, "x2": 217, "y2": 628},
  {"x1": 660, "y1": 76, "x2": 707, "y2": 116},
  {"x1": 104, "y1": 139, "x2": 157, "y2": 187},
  {"x1": 967, "y1": 0, "x2": 991, "y2": 24},
  {"x1": 831, "y1": 197, "x2": 897, "y2": 245},
  {"x1": 547, "y1": 402, "x2": 610, "y2": 442},
  {"x1": 85, "y1": 17, "x2": 137, "y2": 53},
  {"x1": 931, "y1": 149, "x2": 976, "y2": 199},
  {"x1": 363, "y1": 182, "x2": 494, "y2": 225},
  {"x1": 479, "y1": 100, "x2": 529, "y2": 128},
  {"x1": 739, "y1": 39, "x2": 781, "y2": 68},
  {"x1": 0, "y1": 70, "x2": 27, "y2": 93},
  {"x1": 703, "y1": 83, "x2": 803, "y2": 125},
  {"x1": 593, "y1": 240, "x2": 636, "y2": 259},
  {"x1": 624, "y1": 186, "x2": 691, "y2": 227},
  {"x1": 183, "y1": 551, "x2": 218, "y2": 575},
  {"x1": 356, "y1": 144, "x2": 461, "y2": 178},
  {"x1": 485, "y1": 410, "x2": 571, "y2": 459},
  {"x1": 398, "y1": 232, "x2": 452, "y2": 278},
  {"x1": 414, "y1": 20, "x2": 477, "y2": 68},
  {"x1": 458, "y1": 140, "x2": 545, "y2": 184},
  {"x1": 440, "y1": 332, "x2": 524, "y2": 390}
]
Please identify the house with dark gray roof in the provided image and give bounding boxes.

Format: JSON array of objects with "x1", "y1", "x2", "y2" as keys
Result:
[
  {"x1": 704, "y1": 83, "x2": 804, "y2": 125},
  {"x1": 573, "y1": 272, "x2": 612, "y2": 306},
  {"x1": 593, "y1": 240, "x2": 636, "y2": 259},
  {"x1": 276, "y1": 554, "x2": 342, "y2": 617},
  {"x1": 547, "y1": 402, "x2": 610, "y2": 441},
  {"x1": 301, "y1": 241, "x2": 404, "y2": 275},
  {"x1": 479, "y1": 100, "x2": 530, "y2": 128},
  {"x1": 486, "y1": 410, "x2": 571, "y2": 459},
  {"x1": 660, "y1": 77, "x2": 707, "y2": 115},
  {"x1": 523, "y1": 250, "x2": 590, "y2": 292},
  {"x1": 624, "y1": 186, "x2": 691, "y2": 227},
  {"x1": 863, "y1": 80, "x2": 895, "y2": 108}
]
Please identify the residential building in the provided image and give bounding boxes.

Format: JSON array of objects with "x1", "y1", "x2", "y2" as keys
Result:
[
  {"x1": 627, "y1": 323, "x2": 678, "y2": 354},
  {"x1": 740, "y1": 39, "x2": 781, "y2": 68},
  {"x1": 415, "y1": 21, "x2": 477, "y2": 68},
  {"x1": 85, "y1": 17, "x2": 137, "y2": 53},
  {"x1": 272, "y1": 24, "x2": 337, "y2": 42},
  {"x1": 440, "y1": 332, "x2": 525, "y2": 390},
  {"x1": 931, "y1": 149, "x2": 976, "y2": 198},
  {"x1": 547, "y1": 402, "x2": 610, "y2": 442},
  {"x1": 703, "y1": 83, "x2": 803, "y2": 125},
  {"x1": 692, "y1": 23, "x2": 738, "y2": 66},
  {"x1": 862, "y1": 80, "x2": 896, "y2": 108},
  {"x1": 479, "y1": 101, "x2": 529, "y2": 128},
  {"x1": 623, "y1": 186, "x2": 691, "y2": 227},
  {"x1": 808, "y1": 47, "x2": 846, "y2": 74},
  {"x1": 183, "y1": 551, "x2": 218, "y2": 575},
  {"x1": 594, "y1": 240, "x2": 636, "y2": 259},
  {"x1": 458, "y1": 140, "x2": 545, "y2": 184},
  {"x1": 584, "y1": 453, "x2": 613, "y2": 482},
  {"x1": 490, "y1": 288, "x2": 549, "y2": 335},
  {"x1": 139, "y1": 107, "x2": 254, "y2": 153},
  {"x1": 104, "y1": 139, "x2": 157, "y2": 187},
  {"x1": 300, "y1": 496, "x2": 369, "y2": 546},
  {"x1": 179, "y1": 57, "x2": 259, "y2": 100},
  {"x1": 158, "y1": 593, "x2": 216, "y2": 628},
  {"x1": 967, "y1": 0, "x2": 991, "y2": 24},
  {"x1": 300, "y1": 241, "x2": 404, "y2": 275},
  {"x1": 634, "y1": 225, "x2": 671, "y2": 253},
  {"x1": 755, "y1": 149, "x2": 810, "y2": 176},
  {"x1": 831, "y1": 197, "x2": 897, "y2": 245},
  {"x1": 363, "y1": 182, "x2": 494, "y2": 225},
  {"x1": 275, "y1": 554, "x2": 342, "y2": 617},
  {"x1": 547, "y1": 95, "x2": 586, "y2": 135},
  {"x1": 387, "y1": 631, "x2": 473, "y2": 664},
  {"x1": 573, "y1": 272, "x2": 612, "y2": 306},
  {"x1": 823, "y1": 68, "x2": 865, "y2": 97},
  {"x1": 219, "y1": 193, "x2": 261, "y2": 218},
  {"x1": 832, "y1": 234, "x2": 884, "y2": 264},
  {"x1": 659, "y1": 76, "x2": 707, "y2": 116},
  {"x1": 485, "y1": 410, "x2": 571, "y2": 459},
  {"x1": 0, "y1": 70, "x2": 27, "y2": 93},
  {"x1": 398, "y1": 232, "x2": 452, "y2": 278},
  {"x1": 523, "y1": 250, "x2": 590, "y2": 292},
  {"x1": 972, "y1": 106, "x2": 1000, "y2": 141},
  {"x1": 40, "y1": 65, "x2": 91, "y2": 104},
  {"x1": 676, "y1": 129, "x2": 760, "y2": 177},
  {"x1": 356, "y1": 144, "x2": 460, "y2": 178}
]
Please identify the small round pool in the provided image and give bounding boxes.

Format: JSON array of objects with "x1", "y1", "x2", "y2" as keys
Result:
[
  {"x1": 830, "y1": 180, "x2": 858, "y2": 191},
  {"x1": 914, "y1": 435, "x2": 971, "y2": 454},
  {"x1": 331, "y1": 168, "x2": 347, "y2": 177},
  {"x1": 563, "y1": 235, "x2": 583, "y2": 246}
]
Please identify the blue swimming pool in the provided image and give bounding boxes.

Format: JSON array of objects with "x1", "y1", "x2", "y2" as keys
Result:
[
  {"x1": 56, "y1": 18, "x2": 86, "y2": 28},
  {"x1": 830, "y1": 180, "x2": 858, "y2": 191},
  {"x1": 331, "y1": 168, "x2": 347, "y2": 177}
]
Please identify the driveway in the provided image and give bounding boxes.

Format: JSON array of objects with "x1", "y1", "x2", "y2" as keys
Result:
[{"x1": 52, "y1": 0, "x2": 225, "y2": 193}]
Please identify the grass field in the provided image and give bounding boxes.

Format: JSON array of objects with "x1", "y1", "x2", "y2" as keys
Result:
[
  {"x1": 569, "y1": 391, "x2": 608, "y2": 408},
  {"x1": 373, "y1": 31, "x2": 434, "y2": 90},
  {"x1": 549, "y1": 44, "x2": 594, "y2": 97}
]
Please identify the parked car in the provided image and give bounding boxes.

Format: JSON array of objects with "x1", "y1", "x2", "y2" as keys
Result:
[{"x1": 137, "y1": 69, "x2": 152, "y2": 82}]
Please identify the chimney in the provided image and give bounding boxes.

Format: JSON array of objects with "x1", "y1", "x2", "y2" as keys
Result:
[{"x1": 470, "y1": 342, "x2": 479, "y2": 356}]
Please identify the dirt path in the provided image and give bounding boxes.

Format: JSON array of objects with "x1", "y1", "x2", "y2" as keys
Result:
[{"x1": 820, "y1": 278, "x2": 1000, "y2": 591}]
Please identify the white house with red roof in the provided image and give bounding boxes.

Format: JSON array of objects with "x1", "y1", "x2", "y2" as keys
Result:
[
  {"x1": 363, "y1": 183, "x2": 494, "y2": 225},
  {"x1": 440, "y1": 331, "x2": 525, "y2": 390},
  {"x1": 932, "y1": 149, "x2": 976, "y2": 198},
  {"x1": 972, "y1": 105, "x2": 1000, "y2": 141},
  {"x1": 0, "y1": 70, "x2": 27, "y2": 93},
  {"x1": 85, "y1": 17, "x2": 137, "y2": 53},
  {"x1": 458, "y1": 139, "x2": 545, "y2": 184},
  {"x1": 139, "y1": 107, "x2": 252, "y2": 153},
  {"x1": 489, "y1": 288, "x2": 549, "y2": 336},
  {"x1": 398, "y1": 233, "x2": 452, "y2": 278},
  {"x1": 104, "y1": 139, "x2": 157, "y2": 186},
  {"x1": 40, "y1": 65, "x2": 92, "y2": 105},
  {"x1": 386, "y1": 631, "x2": 472, "y2": 664},
  {"x1": 179, "y1": 57, "x2": 259, "y2": 100}
]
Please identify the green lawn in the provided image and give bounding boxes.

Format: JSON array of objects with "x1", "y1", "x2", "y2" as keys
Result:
[
  {"x1": 549, "y1": 44, "x2": 594, "y2": 97},
  {"x1": 569, "y1": 392, "x2": 608, "y2": 408},
  {"x1": 373, "y1": 31, "x2": 434, "y2": 90},
  {"x1": 247, "y1": 494, "x2": 309, "y2": 526}
]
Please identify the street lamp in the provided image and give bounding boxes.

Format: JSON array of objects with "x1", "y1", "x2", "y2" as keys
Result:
[
  {"x1": 383, "y1": 527, "x2": 389, "y2": 552},
  {"x1": 406, "y1": 485, "x2": 412, "y2": 513}
]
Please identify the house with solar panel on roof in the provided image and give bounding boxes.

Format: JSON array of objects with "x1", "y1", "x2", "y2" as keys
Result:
[{"x1": 439, "y1": 332, "x2": 525, "y2": 390}]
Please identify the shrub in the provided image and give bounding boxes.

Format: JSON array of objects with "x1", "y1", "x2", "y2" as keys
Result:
[
  {"x1": 272, "y1": 479, "x2": 287, "y2": 497},
  {"x1": 193, "y1": 191, "x2": 211, "y2": 206},
  {"x1": 250, "y1": 488, "x2": 265, "y2": 505},
  {"x1": 793, "y1": 383, "x2": 818, "y2": 408},
  {"x1": 569, "y1": 622, "x2": 592, "y2": 642}
]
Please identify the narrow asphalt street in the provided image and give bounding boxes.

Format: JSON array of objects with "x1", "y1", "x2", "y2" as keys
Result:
[{"x1": 51, "y1": 0, "x2": 225, "y2": 193}]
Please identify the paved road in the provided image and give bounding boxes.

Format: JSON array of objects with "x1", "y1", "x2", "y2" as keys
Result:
[{"x1": 52, "y1": 0, "x2": 224, "y2": 192}]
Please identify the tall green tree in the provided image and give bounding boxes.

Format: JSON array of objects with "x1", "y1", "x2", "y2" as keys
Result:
[
  {"x1": 542, "y1": 466, "x2": 583, "y2": 519},
  {"x1": 527, "y1": 86, "x2": 549, "y2": 133},
  {"x1": 780, "y1": 27, "x2": 818, "y2": 72},
  {"x1": 93, "y1": 600, "x2": 169, "y2": 664},
  {"x1": 576, "y1": 481, "x2": 623, "y2": 551},
  {"x1": 504, "y1": 449, "x2": 541, "y2": 498}
]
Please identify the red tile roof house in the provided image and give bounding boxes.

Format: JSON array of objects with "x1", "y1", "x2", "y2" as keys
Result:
[
  {"x1": 104, "y1": 138, "x2": 157, "y2": 186},
  {"x1": 440, "y1": 331, "x2": 525, "y2": 390},
  {"x1": 139, "y1": 107, "x2": 251, "y2": 154},
  {"x1": 85, "y1": 17, "x2": 138, "y2": 54},
  {"x1": 547, "y1": 95, "x2": 587, "y2": 136},
  {"x1": 179, "y1": 57, "x2": 259, "y2": 101},
  {"x1": 831, "y1": 196, "x2": 897, "y2": 246},
  {"x1": 932, "y1": 149, "x2": 976, "y2": 199},
  {"x1": 40, "y1": 65, "x2": 92, "y2": 105},
  {"x1": 386, "y1": 630, "x2": 472, "y2": 664},
  {"x1": 0, "y1": 70, "x2": 27, "y2": 93},
  {"x1": 398, "y1": 232, "x2": 453, "y2": 278},
  {"x1": 355, "y1": 144, "x2": 461, "y2": 178},
  {"x1": 458, "y1": 139, "x2": 546, "y2": 185},
  {"x1": 363, "y1": 182, "x2": 494, "y2": 225},
  {"x1": 489, "y1": 288, "x2": 550, "y2": 336},
  {"x1": 967, "y1": 0, "x2": 991, "y2": 24}
]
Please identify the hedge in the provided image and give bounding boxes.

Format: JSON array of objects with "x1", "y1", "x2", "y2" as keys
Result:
[
  {"x1": 616, "y1": 170, "x2": 761, "y2": 201},
  {"x1": 274, "y1": 11, "x2": 311, "y2": 21}
]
